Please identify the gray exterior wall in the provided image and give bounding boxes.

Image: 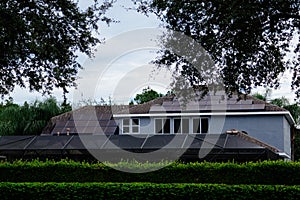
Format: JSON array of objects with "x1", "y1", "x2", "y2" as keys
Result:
[
  {"x1": 115, "y1": 114, "x2": 291, "y2": 156},
  {"x1": 220, "y1": 115, "x2": 288, "y2": 155},
  {"x1": 283, "y1": 117, "x2": 291, "y2": 155}
]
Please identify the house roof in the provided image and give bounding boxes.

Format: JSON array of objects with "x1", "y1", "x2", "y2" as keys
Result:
[
  {"x1": 110, "y1": 93, "x2": 288, "y2": 114},
  {"x1": 42, "y1": 94, "x2": 293, "y2": 135},
  {"x1": 0, "y1": 132, "x2": 286, "y2": 162}
]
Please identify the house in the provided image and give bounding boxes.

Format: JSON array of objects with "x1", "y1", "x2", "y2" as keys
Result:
[{"x1": 36, "y1": 93, "x2": 294, "y2": 161}]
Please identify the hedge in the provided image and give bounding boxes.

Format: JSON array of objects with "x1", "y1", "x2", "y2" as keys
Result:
[
  {"x1": 1, "y1": 182, "x2": 300, "y2": 200},
  {"x1": 1, "y1": 160, "x2": 300, "y2": 184}
]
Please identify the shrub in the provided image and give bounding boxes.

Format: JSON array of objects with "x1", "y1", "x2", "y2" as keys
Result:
[
  {"x1": 1, "y1": 160, "x2": 300, "y2": 184},
  {"x1": 1, "y1": 182, "x2": 300, "y2": 200}
]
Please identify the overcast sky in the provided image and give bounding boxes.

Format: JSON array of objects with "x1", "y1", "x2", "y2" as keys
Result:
[
  {"x1": 12, "y1": 0, "x2": 165, "y2": 105},
  {"x1": 10, "y1": 0, "x2": 296, "y2": 105}
]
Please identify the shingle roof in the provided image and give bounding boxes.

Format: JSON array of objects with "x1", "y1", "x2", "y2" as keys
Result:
[
  {"x1": 125, "y1": 94, "x2": 287, "y2": 114},
  {"x1": 42, "y1": 94, "x2": 288, "y2": 135}
]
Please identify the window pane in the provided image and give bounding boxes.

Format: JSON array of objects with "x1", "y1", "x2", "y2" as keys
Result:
[
  {"x1": 132, "y1": 118, "x2": 139, "y2": 126},
  {"x1": 132, "y1": 126, "x2": 139, "y2": 133},
  {"x1": 163, "y1": 119, "x2": 170, "y2": 134},
  {"x1": 193, "y1": 118, "x2": 200, "y2": 133},
  {"x1": 155, "y1": 119, "x2": 162, "y2": 133},
  {"x1": 123, "y1": 119, "x2": 130, "y2": 126},
  {"x1": 182, "y1": 118, "x2": 189, "y2": 133},
  {"x1": 174, "y1": 118, "x2": 181, "y2": 134},
  {"x1": 123, "y1": 127, "x2": 129, "y2": 133},
  {"x1": 201, "y1": 118, "x2": 209, "y2": 133}
]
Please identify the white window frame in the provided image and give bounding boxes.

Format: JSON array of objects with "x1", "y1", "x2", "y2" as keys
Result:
[
  {"x1": 122, "y1": 118, "x2": 140, "y2": 134},
  {"x1": 174, "y1": 117, "x2": 190, "y2": 134}
]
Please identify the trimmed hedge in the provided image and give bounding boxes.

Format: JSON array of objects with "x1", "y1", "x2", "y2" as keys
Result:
[
  {"x1": 1, "y1": 160, "x2": 300, "y2": 184},
  {"x1": 1, "y1": 182, "x2": 300, "y2": 200}
]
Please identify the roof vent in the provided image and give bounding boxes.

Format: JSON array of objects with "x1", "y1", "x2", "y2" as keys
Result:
[{"x1": 226, "y1": 129, "x2": 239, "y2": 135}]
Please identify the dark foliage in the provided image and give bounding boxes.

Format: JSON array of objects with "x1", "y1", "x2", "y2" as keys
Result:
[
  {"x1": 134, "y1": 0, "x2": 300, "y2": 99},
  {"x1": 1, "y1": 182, "x2": 300, "y2": 200},
  {"x1": 133, "y1": 87, "x2": 162, "y2": 104},
  {"x1": 0, "y1": 0, "x2": 114, "y2": 96},
  {"x1": 0, "y1": 98, "x2": 71, "y2": 135},
  {"x1": 1, "y1": 160, "x2": 300, "y2": 185}
]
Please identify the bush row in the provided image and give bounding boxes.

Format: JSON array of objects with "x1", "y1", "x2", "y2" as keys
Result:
[
  {"x1": 1, "y1": 182, "x2": 300, "y2": 200},
  {"x1": 1, "y1": 160, "x2": 300, "y2": 184}
]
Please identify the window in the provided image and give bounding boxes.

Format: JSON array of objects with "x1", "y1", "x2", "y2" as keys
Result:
[
  {"x1": 201, "y1": 118, "x2": 209, "y2": 133},
  {"x1": 132, "y1": 118, "x2": 140, "y2": 133},
  {"x1": 122, "y1": 119, "x2": 130, "y2": 133},
  {"x1": 155, "y1": 118, "x2": 170, "y2": 134},
  {"x1": 174, "y1": 118, "x2": 189, "y2": 134},
  {"x1": 192, "y1": 118, "x2": 209, "y2": 134},
  {"x1": 122, "y1": 118, "x2": 139, "y2": 134}
]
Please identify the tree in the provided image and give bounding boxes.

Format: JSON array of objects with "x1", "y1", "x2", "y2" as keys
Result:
[
  {"x1": 269, "y1": 96, "x2": 300, "y2": 125},
  {"x1": 252, "y1": 93, "x2": 266, "y2": 101},
  {"x1": 0, "y1": 0, "x2": 114, "y2": 97},
  {"x1": 133, "y1": 87, "x2": 162, "y2": 104},
  {"x1": 0, "y1": 97, "x2": 71, "y2": 136},
  {"x1": 270, "y1": 96, "x2": 290, "y2": 108},
  {"x1": 134, "y1": 0, "x2": 300, "y2": 100},
  {"x1": 252, "y1": 88, "x2": 272, "y2": 101},
  {"x1": 285, "y1": 104, "x2": 300, "y2": 125}
]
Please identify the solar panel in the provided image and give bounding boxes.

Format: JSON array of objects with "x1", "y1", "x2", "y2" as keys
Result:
[
  {"x1": 203, "y1": 134, "x2": 226, "y2": 147},
  {"x1": 226, "y1": 104, "x2": 265, "y2": 110},
  {"x1": 186, "y1": 105, "x2": 209, "y2": 110},
  {"x1": 97, "y1": 120, "x2": 109, "y2": 126},
  {"x1": 80, "y1": 126, "x2": 97, "y2": 133},
  {"x1": 0, "y1": 134, "x2": 282, "y2": 162},
  {"x1": 239, "y1": 100, "x2": 253, "y2": 105},
  {"x1": 226, "y1": 99, "x2": 255, "y2": 105},
  {"x1": 142, "y1": 135, "x2": 186, "y2": 149},
  {"x1": 62, "y1": 120, "x2": 73, "y2": 126},
  {"x1": 103, "y1": 135, "x2": 147, "y2": 149},
  {"x1": 72, "y1": 110, "x2": 98, "y2": 121},
  {"x1": 183, "y1": 134, "x2": 226, "y2": 149},
  {"x1": 106, "y1": 120, "x2": 117, "y2": 126},
  {"x1": 242, "y1": 104, "x2": 257, "y2": 109},
  {"x1": 149, "y1": 105, "x2": 167, "y2": 112},
  {"x1": 162, "y1": 101, "x2": 174, "y2": 106},
  {"x1": 97, "y1": 114, "x2": 113, "y2": 120},
  {"x1": 227, "y1": 105, "x2": 242, "y2": 110},
  {"x1": 64, "y1": 136, "x2": 85, "y2": 149},
  {"x1": 163, "y1": 106, "x2": 182, "y2": 112},
  {"x1": 60, "y1": 127, "x2": 77, "y2": 134},
  {"x1": 252, "y1": 104, "x2": 265, "y2": 109},
  {"x1": 26, "y1": 136, "x2": 71, "y2": 150},
  {"x1": 51, "y1": 109, "x2": 117, "y2": 135},
  {"x1": 209, "y1": 95, "x2": 226, "y2": 101},
  {"x1": 87, "y1": 121, "x2": 100, "y2": 126},
  {"x1": 163, "y1": 103, "x2": 181, "y2": 107},
  {"x1": 104, "y1": 127, "x2": 117, "y2": 134},
  {"x1": 76, "y1": 135, "x2": 110, "y2": 149},
  {"x1": 72, "y1": 120, "x2": 89, "y2": 127},
  {"x1": 186, "y1": 100, "x2": 208, "y2": 106},
  {"x1": 226, "y1": 99, "x2": 238, "y2": 104},
  {"x1": 51, "y1": 127, "x2": 64, "y2": 134},
  {"x1": 224, "y1": 135, "x2": 264, "y2": 149},
  {"x1": 0, "y1": 136, "x2": 35, "y2": 150}
]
